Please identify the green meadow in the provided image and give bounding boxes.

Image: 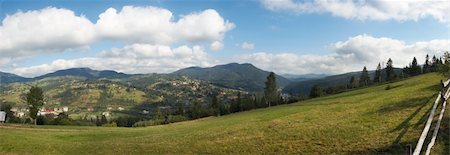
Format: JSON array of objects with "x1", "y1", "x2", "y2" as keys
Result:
[{"x1": 0, "y1": 73, "x2": 448, "y2": 154}]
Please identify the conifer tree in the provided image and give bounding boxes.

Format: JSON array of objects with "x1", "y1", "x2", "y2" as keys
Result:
[
  {"x1": 423, "y1": 54, "x2": 430, "y2": 73},
  {"x1": 410, "y1": 57, "x2": 421, "y2": 76},
  {"x1": 374, "y1": 63, "x2": 382, "y2": 83},
  {"x1": 385, "y1": 58, "x2": 395, "y2": 81},
  {"x1": 359, "y1": 66, "x2": 370, "y2": 86}
]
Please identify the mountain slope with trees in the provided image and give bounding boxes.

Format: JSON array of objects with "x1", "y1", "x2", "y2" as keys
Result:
[
  {"x1": 0, "y1": 73, "x2": 447, "y2": 154},
  {"x1": 172, "y1": 63, "x2": 291, "y2": 91}
]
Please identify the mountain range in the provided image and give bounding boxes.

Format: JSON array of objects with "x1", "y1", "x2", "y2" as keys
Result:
[{"x1": 172, "y1": 63, "x2": 291, "y2": 91}]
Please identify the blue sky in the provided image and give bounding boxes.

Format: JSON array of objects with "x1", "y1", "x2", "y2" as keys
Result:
[{"x1": 0, "y1": 0, "x2": 449, "y2": 77}]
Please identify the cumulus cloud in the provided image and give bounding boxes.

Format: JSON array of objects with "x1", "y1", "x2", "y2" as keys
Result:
[
  {"x1": 238, "y1": 34, "x2": 450, "y2": 75},
  {"x1": 12, "y1": 44, "x2": 212, "y2": 77},
  {"x1": 0, "y1": 7, "x2": 96, "y2": 58},
  {"x1": 241, "y1": 42, "x2": 255, "y2": 50},
  {"x1": 96, "y1": 6, "x2": 235, "y2": 44},
  {"x1": 262, "y1": 0, "x2": 450, "y2": 23},
  {"x1": 210, "y1": 41, "x2": 224, "y2": 51},
  {"x1": 0, "y1": 6, "x2": 234, "y2": 60}
]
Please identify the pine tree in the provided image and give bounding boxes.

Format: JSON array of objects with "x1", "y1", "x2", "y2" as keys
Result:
[
  {"x1": 431, "y1": 55, "x2": 438, "y2": 72},
  {"x1": 359, "y1": 66, "x2": 370, "y2": 86},
  {"x1": 374, "y1": 63, "x2": 382, "y2": 83},
  {"x1": 385, "y1": 58, "x2": 395, "y2": 81},
  {"x1": 410, "y1": 57, "x2": 421, "y2": 76},
  {"x1": 423, "y1": 54, "x2": 430, "y2": 73},
  {"x1": 264, "y1": 72, "x2": 278, "y2": 107}
]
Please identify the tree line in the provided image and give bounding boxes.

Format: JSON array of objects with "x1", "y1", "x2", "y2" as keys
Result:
[{"x1": 309, "y1": 53, "x2": 448, "y2": 98}]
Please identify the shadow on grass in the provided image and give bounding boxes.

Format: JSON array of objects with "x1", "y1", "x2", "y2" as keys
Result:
[
  {"x1": 345, "y1": 141, "x2": 414, "y2": 155},
  {"x1": 389, "y1": 96, "x2": 435, "y2": 144}
]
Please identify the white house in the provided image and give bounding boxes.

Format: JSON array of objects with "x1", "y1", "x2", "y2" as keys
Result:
[{"x1": 0, "y1": 111, "x2": 6, "y2": 122}]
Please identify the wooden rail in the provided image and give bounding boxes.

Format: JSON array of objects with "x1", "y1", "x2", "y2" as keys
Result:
[
  {"x1": 424, "y1": 86, "x2": 450, "y2": 155},
  {"x1": 412, "y1": 79, "x2": 450, "y2": 155}
]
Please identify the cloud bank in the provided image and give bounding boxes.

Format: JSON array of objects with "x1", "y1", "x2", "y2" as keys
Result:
[
  {"x1": 238, "y1": 34, "x2": 450, "y2": 75},
  {"x1": 0, "y1": 6, "x2": 234, "y2": 59},
  {"x1": 262, "y1": 0, "x2": 449, "y2": 23}
]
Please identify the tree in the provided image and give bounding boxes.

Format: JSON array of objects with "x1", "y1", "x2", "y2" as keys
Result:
[
  {"x1": 101, "y1": 114, "x2": 108, "y2": 125},
  {"x1": 374, "y1": 63, "x2": 382, "y2": 83},
  {"x1": 438, "y1": 51, "x2": 450, "y2": 77},
  {"x1": 385, "y1": 58, "x2": 396, "y2": 81},
  {"x1": 309, "y1": 84, "x2": 323, "y2": 98},
  {"x1": 348, "y1": 76, "x2": 358, "y2": 89},
  {"x1": 26, "y1": 86, "x2": 44, "y2": 125},
  {"x1": 210, "y1": 95, "x2": 220, "y2": 116},
  {"x1": 410, "y1": 57, "x2": 421, "y2": 76},
  {"x1": 431, "y1": 55, "x2": 438, "y2": 72},
  {"x1": 264, "y1": 72, "x2": 278, "y2": 107},
  {"x1": 359, "y1": 66, "x2": 370, "y2": 87},
  {"x1": 423, "y1": 54, "x2": 431, "y2": 73}
]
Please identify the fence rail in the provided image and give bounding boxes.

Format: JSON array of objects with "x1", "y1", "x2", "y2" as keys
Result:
[{"x1": 412, "y1": 79, "x2": 450, "y2": 155}]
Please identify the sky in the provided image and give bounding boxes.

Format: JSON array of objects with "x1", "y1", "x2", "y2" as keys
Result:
[{"x1": 0, "y1": 0, "x2": 449, "y2": 77}]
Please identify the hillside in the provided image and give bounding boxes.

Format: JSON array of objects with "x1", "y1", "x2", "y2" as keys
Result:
[
  {"x1": 0, "y1": 75, "x2": 239, "y2": 118},
  {"x1": 0, "y1": 72, "x2": 30, "y2": 84},
  {"x1": 0, "y1": 73, "x2": 447, "y2": 154},
  {"x1": 172, "y1": 63, "x2": 291, "y2": 91},
  {"x1": 283, "y1": 68, "x2": 403, "y2": 95},
  {"x1": 34, "y1": 68, "x2": 132, "y2": 80}
]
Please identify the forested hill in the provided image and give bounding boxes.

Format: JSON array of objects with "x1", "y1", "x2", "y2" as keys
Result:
[{"x1": 172, "y1": 63, "x2": 291, "y2": 92}]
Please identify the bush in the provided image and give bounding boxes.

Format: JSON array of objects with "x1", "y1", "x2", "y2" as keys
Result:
[
  {"x1": 133, "y1": 120, "x2": 157, "y2": 127},
  {"x1": 169, "y1": 115, "x2": 188, "y2": 123},
  {"x1": 52, "y1": 118, "x2": 74, "y2": 125},
  {"x1": 102, "y1": 122, "x2": 117, "y2": 127},
  {"x1": 74, "y1": 120, "x2": 96, "y2": 126}
]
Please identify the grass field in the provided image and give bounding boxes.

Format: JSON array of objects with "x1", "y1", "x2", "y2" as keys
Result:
[{"x1": 0, "y1": 73, "x2": 449, "y2": 154}]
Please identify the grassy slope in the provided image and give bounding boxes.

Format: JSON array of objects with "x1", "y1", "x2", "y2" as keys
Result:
[{"x1": 0, "y1": 73, "x2": 449, "y2": 154}]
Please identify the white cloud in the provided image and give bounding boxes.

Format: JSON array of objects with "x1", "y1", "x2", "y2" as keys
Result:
[
  {"x1": 238, "y1": 34, "x2": 450, "y2": 75},
  {"x1": 262, "y1": 0, "x2": 450, "y2": 23},
  {"x1": 0, "y1": 6, "x2": 234, "y2": 59},
  {"x1": 0, "y1": 7, "x2": 96, "y2": 58},
  {"x1": 241, "y1": 42, "x2": 255, "y2": 50},
  {"x1": 210, "y1": 41, "x2": 224, "y2": 51},
  {"x1": 12, "y1": 44, "x2": 212, "y2": 77},
  {"x1": 96, "y1": 6, "x2": 234, "y2": 45}
]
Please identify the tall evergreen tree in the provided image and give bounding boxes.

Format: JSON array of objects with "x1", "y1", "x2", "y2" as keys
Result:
[
  {"x1": 385, "y1": 58, "x2": 395, "y2": 81},
  {"x1": 26, "y1": 86, "x2": 44, "y2": 125},
  {"x1": 423, "y1": 54, "x2": 430, "y2": 73},
  {"x1": 359, "y1": 66, "x2": 370, "y2": 86},
  {"x1": 431, "y1": 55, "x2": 438, "y2": 72},
  {"x1": 264, "y1": 72, "x2": 278, "y2": 107},
  {"x1": 374, "y1": 63, "x2": 382, "y2": 83},
  {"x1": 410, "y1": 57, "x2": 421, "y2": 76}
]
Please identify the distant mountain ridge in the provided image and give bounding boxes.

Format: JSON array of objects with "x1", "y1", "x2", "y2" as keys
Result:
[
  {"x1": 34, "y1": 68, "x2": 131, "y2": 80},
  {"x1": 172, "y1": 63, "x2": 291, "y2": 92},
  {"x1": 1, "y1": 64, "x2": 292, "y2": 92},
  {"x1": 0, "y1": 72, "x2": 31, "y2": 84},
  {"x1": 281, "y1": 73, "x2": 329, "y2": 82},
  {"x1": 283, "y1": 68, "x2": 403, "y2": 95}
]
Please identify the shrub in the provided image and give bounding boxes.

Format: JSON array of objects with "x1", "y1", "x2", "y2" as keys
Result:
[{"x1": 102, "y1": 122, "x2": 117, "y2": 127}]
